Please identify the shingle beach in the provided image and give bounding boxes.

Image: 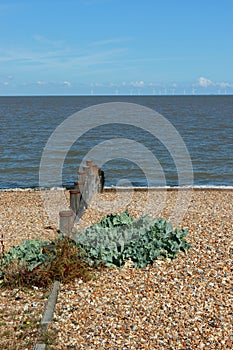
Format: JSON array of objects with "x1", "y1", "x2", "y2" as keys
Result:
[{"x1": 0, "y1": 188, "x2": 232, "y2": 349}]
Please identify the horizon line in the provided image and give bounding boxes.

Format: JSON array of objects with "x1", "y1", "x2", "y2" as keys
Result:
[{"x1": 0, "y1": 93, "x2": 233, "y2": 97}]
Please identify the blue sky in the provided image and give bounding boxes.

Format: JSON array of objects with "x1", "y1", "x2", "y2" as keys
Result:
[{"x1": 0, "y1": 0, "x2": 233, "y2": 95}]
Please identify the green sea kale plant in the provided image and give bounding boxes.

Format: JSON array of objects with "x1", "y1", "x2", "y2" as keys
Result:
[
  {"x1": 0, "y1": 238, "x2": 51, "y2": 277},
  {"x1": 0, "y1": 236, "x2": 92, "y2": 287},
  {"x1": 0, "y1": 211, "x2": 191, "y2": 287},
  {"x1": 74, "y1": 211, "x2": 191, "y2": 268}
]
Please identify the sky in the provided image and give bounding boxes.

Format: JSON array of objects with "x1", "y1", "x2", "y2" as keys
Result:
[{"x1": 0, "y1": 0, "x2": 233, "y2": 96}]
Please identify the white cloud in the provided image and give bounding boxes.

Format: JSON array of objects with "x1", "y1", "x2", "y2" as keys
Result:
[
  {"x1": 198, "y1": 77, "x2": 213, "y2": 87},
  {"x1": 130, "y1": 80, "x2": 145, "y2": 87},
  {"x1": 0, "y1": 47, "x2": 70, "y2": 65},
  {"x1": 63, "y1": 81, "x2": 72, "y2": 87},
  {"x1": 218, "y1": 81, "x2": 233, "y2": 88},
  {"x1": 36, "y1": 81, "x2": 47, "y2": 85},
  {"x1": 197, "y1": 76, "x2": 233, "y2": 89}
]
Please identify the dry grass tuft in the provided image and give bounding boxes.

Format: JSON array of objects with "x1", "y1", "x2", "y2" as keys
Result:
[{"x1": 0, "y1": 237, "x2": 94, "y2": 289}]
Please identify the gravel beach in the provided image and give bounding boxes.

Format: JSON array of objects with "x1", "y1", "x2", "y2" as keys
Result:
[
  {"x1": 0, "y1": 189, "x2": 65, "y2": 349},
  {"x1": 0, "y1": 189, "x2": 232, "y2": 349}
]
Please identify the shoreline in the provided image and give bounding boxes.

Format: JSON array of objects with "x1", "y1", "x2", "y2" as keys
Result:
[{"x1": 0, "y1": 185, "x2": 233, "y2": 192}]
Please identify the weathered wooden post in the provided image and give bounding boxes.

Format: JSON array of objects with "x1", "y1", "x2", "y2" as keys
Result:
[
  {"x1": 92, "y1": 165, "x2": 99, "y2": 194},
  {"x1": 86, "y1": 160, "x2": 93, "y2": 168},
  {"x1": 69, "y1": 189, "x2": 81, "y2": 215},
  {"x1": 59, "y1": 210, "x2": 74, "y2": 235},
  {"x1": 75, "y1": 180, "x2": 86, "y2": 217},
  {"x1": 77, "y1": 171, "x2": 86, "y2": 184},
  {"x1": 86, "y1": 160, "x2": 94, "y2": 198},
  {"x1": 87, "y1": 161, "x2": 97, "y2": 200},
  {"x1": 98, "y1": 168, "x2": 105, "y2": 193},
  {"x1": 74, "y1": 181, "x2": 84, "y2": 192},
  {"x1": 82, "y1": 165, "x2": 90, "y2": 206},
  {"x1": 58, "y1": 160, "x2": 104, "y2": 228}
]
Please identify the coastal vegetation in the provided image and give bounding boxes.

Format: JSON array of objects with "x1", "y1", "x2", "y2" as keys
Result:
[{"x1": 0, "y1": 212, "x2": 190, "y2": 288}]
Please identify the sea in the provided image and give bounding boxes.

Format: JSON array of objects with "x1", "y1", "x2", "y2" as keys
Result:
[{"x1": 0, "y1": 95, "x2": 232, "y2": 189}]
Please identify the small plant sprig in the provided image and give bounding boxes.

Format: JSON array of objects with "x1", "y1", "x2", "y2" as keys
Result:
[{"x1": 0, "y1": 231, "x2": 5, "y2": 257}]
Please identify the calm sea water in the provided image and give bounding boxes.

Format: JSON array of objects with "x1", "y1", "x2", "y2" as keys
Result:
[{"x1": 0, "y1": 95, "x2": 232, "y2": 189}]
